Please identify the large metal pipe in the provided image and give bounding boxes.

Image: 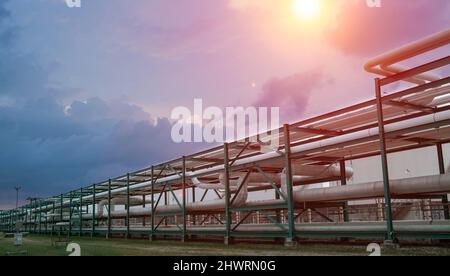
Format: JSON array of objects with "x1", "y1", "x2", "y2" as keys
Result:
[
  {"x1": 293, "y1": 173, "x2": 450, "y2": 203},
  {"x1": 245, "y1": 173, "x2": 450, "y2": 210},
  {"x1": 365, "y1": 29, "x2": 450, "y2": 83},
  {"x1": 191, "y1": 165, "x2": 354, "y2": 190},
  {"x1": 98, "y1": 196, "x2": 151, "y2": 217}
]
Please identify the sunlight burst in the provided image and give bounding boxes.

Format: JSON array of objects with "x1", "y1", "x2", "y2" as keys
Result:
[{"x1": 293, "y1": 0, "x2": 321, "y2": 21}]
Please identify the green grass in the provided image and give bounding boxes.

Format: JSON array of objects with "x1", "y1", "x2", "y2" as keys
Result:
[{"x1": 1, "y1": 235, "x2": 450, "y2": 256}]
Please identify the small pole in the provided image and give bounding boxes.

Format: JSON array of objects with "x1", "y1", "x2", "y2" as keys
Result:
[{"x1": 15, "y1": 186, "x2": 21, "y2": 209}]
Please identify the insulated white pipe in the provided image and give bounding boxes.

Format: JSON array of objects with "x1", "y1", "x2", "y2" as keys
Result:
[
  {"x1": 293, "y1": 173, "x2": 450, "y2": 203},
  {"x1": 381, "y1": 64, "x2": 440, "y2": 82},
  {"x1": 191, "y1": 165, "x2": 353, "y2": 190},
  {"x1": 244, "y1": 174, "x2": 450, "y2": 210},
  {"x1": 365, "y1": 29, "x2": 450, "y2": 83},
  {"x1": 97, "y1": 196, "x2": 151, "y2": 217}
]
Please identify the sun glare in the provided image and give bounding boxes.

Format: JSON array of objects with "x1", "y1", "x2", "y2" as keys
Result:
[{"x1": 293, "y1": 0, "x2": 321, "y2": 21}]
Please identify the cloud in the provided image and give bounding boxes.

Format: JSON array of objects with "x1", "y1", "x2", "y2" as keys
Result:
[
  {"x1": 0, "y1": 0, "x2": 10, "y2": 21},
  {"x1": 254, "y1": 69, "x2": 332, "y2": 122},
  {"x1": 326, "y1": 0, "x2": 450, "y2": 56},
  {"x1": 0, "y1": 0, "x2": 210, "y2": 208},
  {"x1": 0, "y1": 0, "x2": 66, "y2": 102},
  {"x1": 118, "y1": 19, "x2": 225, "y2": 59},
  {"x1": 0, "y1": 97, "x2": 207, "y2": 208},
  {"x1": 0, "y1": 0, "x2": 13, "y2": 46}
]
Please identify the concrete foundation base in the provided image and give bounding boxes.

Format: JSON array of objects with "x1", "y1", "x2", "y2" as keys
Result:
[
  {"x1": 383, "y1": 240, "x2": 400, "y2": 249},
  {"x1": 284, "y1": 238, "x2": 297, "y2": 247},
  {"x1": 224, "y1": 236, "x2": 234, "y2": 245}
]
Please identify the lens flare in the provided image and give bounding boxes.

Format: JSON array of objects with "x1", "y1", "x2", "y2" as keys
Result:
[{"x1": 293, "y1": 0, "x2": 321, "y2": 20}]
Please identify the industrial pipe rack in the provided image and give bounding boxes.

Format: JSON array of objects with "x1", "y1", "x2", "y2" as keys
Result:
[{"x1": 1, "y1": 30, "x2": 450, "y2": 245}]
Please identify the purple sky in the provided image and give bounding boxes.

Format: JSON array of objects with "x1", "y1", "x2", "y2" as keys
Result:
[{"x1": 0, "y1": 0, "x2": 449, "y2": 208}]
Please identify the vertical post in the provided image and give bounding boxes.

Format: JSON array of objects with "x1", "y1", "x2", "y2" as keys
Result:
[
  {"x1": 223, "y1": 143, "x2": 232, "y2": 245},
  {"x1": 340, "y1": 160, "x2": 349, "y2": 222},
  {"x1": 69, "y1": 193, "x2": 73, "y2": 237},
  {"x1": 107, "y1": 179, "x2": 112, "y2": 239},
  {"x1": 150, "y1": 166, "x2": 155, "y2": 241},
  {"x1": 44, "y1": 202, "x2": 48, "y2": 235},
  {"x1": 28, "y1": 202, "x2": 31, "y2": 233},
  {"x1": 164, "y1": 191, "x2": 168, "y2": 227},
  {"x1": 275, "y1": 191, "x2": 281, "y2": 223},
  {"x1": 375, "y1": 78, "x2": 395, "y2": 243},
  {"x1": 9, "y1": 210, "x2": 12, "y2": 233},
  {"x1": 38, "y1": 200, "x2": 42, "y2": 234},
  {"x1": 92, "y1": 184, "x2": 96, "y2": 238},
  {"x1": 142, "y1": 195, "x2": 146, "y2": 227},
  {"x1": 29, "y1": 204, "x2": 32, "y2": 233},
  {"x1": 126, "y1": 174, "x2": 130, "y2": 239},
  {"x1": 283, "y1": 124, "x2": 296, "y2": 246},
  {"x1": 192, "y1": 186, "x2": 196, "y2": 225},
  {"x1": 182, "y1": 156, "x2": 187, "y2": 242},
  {"x1": 24, "y1": 205, "x2": 28, "y2": 233},
  {"x1": 33, "y1": 199, "x2": 37, "y2": 233},
  {"x1": 60, "y1": 194, "x2": 63, "y2": 235},
  {"x1": 437, "y1": 143, "x2": 450, "y2": 220},
  {"x1": 79, "y1": 188, "x2": 83, "y2": 236},
  {"x1": 51, "y1": 201, "x2": 55, "y2": 236},
  {"x1": 22, "y1": 207, "x2": 25, "y2": 232}
]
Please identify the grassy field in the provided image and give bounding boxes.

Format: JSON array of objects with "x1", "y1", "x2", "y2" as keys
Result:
[{"x1": 1, "y1": 234, "x2": 450, "y2": 256}]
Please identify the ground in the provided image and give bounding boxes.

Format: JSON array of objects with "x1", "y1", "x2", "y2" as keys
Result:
[{"x1": 0, "y1": 235, "x2": 450, "y2": 256}]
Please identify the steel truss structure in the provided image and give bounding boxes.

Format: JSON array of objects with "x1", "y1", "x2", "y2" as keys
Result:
[{"x1": 1, "y1": 30, "x2": 450, "y2": 245}]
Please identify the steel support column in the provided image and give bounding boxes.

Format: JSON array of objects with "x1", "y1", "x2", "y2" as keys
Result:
[
  {"x1": 375, "y1": 78, "x2": 395, "y2": 243},
  {"x1": 182, "y1": 156, "x2": 187, "y2": 242},
  {"x1": 126, "y1": 173, "x2": 130, "y2": 239},
  {"x1": 24, "y1": 206, "x2": 28, "y2": 233},
  {"x1": 223, "y1": 143, "x2": 232, "y2": 245},
  {"x1": 79, "y1": 188, "x2": 83, "y2": 236},
  {"x1": 51, "y1": 201, "x2": 55, "y2": 236},
  {"x1": 192, "y1": 186, "x2": 196, "y2": 225},
  {"x1": 33, "y1": 200, "x2": 37, "y2": 233},
  {"x1": 9, "y1": 211, "x2": 12, "y2": 232},
  {"x1": 340, "y1": 160, "x2": 349, "y2": 222},
  {"x1": 107, "y1": 179, "x2": 112, "y2": 239},
  {"x1": 60, "y1": 194, "x2": 63, "y2": 235},
  {"x1": 437, "y1": 143, "x2": 450, "y2": 220},
  {"x1": 92, "y1": 184, "x2": 96, "y2": 237},
  {"x1": 69, "y1": 194, "x2": 73, "y2": 236},
  {"x1": 283, "y1": 124, "x2": 296, "y2": 246},
  {"x1": 150, "y1": 166, "x2": 155, "y2": 241},
  {"x1": 38, "y1": 200, "x2": 42, "y2": 234}
]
